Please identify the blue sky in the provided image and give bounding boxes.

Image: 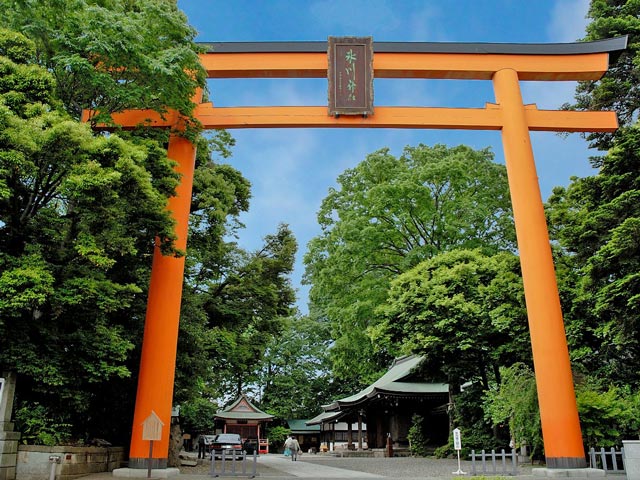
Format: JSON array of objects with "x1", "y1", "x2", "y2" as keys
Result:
[{"x1": 176, "y1": 0, "x2": 596, "y2": 314}]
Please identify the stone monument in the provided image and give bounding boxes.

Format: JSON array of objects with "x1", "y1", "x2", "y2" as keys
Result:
[
  {"x1": 0, "y1": 372, "x2": 20, "y2": 480},
  {"x1": 623, "y1": 440, "x2": 640, "y2": 480}
]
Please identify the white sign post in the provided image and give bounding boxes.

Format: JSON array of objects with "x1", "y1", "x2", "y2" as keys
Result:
[{"x1": 452, "y1": 428, "x2": 466, "y2": 475}]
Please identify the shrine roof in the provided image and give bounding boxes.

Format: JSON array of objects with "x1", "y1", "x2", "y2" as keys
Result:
[
  {"x1": 287, "y1": 419, "x2": 320, "y2": 433},
  {"x1": 199, "y1": 36, "x2": 627, "y2": 63},
  {"x1": 214, "y1": 394, "x2": 274, "y2": 421},
  {"x1": 306, "y1": 409, "x2": 345, "y2": 426},
  {"x1": 323, "y1": 355, "x2": 448, "y2": 411}
]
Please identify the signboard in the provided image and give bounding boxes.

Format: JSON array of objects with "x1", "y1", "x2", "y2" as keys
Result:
[
  {"x1": 142, "y1": 410, "x2": 164, "y2": 441},
  {"x1": 453, "y1": 428, "x2": 462, "y2": 451},
  {"x1": 452, "y1": 428, "x2": 465, "y2": 474},
  {"x1": 328, "y1": 36, "x2": 374, "y2": 116}
]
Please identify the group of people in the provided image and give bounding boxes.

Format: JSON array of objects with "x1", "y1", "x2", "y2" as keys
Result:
[{"x1": 283, "y1": 435, "x2": 301, "y2": 461}]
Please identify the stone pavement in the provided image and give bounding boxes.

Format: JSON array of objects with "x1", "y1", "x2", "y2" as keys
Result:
[{"x1": 79, "y1": 454, "x2": 625, "y2": 480}]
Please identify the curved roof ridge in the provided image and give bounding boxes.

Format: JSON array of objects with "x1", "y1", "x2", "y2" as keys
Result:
[
  {"x1": 322, "y1": 355, "x2": 440, "y2": 410},
  {"x1": 215, "y1": 393, "x2": 274, "y2": 421}
]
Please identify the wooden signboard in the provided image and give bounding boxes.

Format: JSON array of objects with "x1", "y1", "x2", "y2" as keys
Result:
[
  {"x1": 328, "y1": 36, "x2": 374, "y2": 116},
  {"x1": 142, "y1": 410, "x2": 164, "y2": 441}
]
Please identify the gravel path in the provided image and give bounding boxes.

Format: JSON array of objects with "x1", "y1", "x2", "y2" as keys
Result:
[
  {"x1": 299, "y1": 456, "x2": 533, "y2": 478},
  {"x1": 178, "y1": 453, "x2": 536, "y2": 478}
]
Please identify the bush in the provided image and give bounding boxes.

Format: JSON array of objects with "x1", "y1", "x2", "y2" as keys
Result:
[
  {"x1": 483, "y1": 363, "x2": 542, "y2": 457},
  {"x1": 434, "y1": 442, "x2": 454, "y2": 459},
  {"x1": 407, "y1": 414, "x2": 430, "y2": 456},
  {"x1": 179, "y1": 397, "x2": 218, "y2": 435},
  {"x1": 577, "y1": 382, "x2": 639, "y2": 447},
  {"x1": 265, "y1": 425, "x2": 290, "y2": 451},
  {"x1": 15, "y1": 403, "x2": 72, "y2": 446}
]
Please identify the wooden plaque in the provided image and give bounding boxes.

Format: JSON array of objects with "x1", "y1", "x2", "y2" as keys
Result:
[
  {"x1": 328, "y1": 36, "x2": 374, "y2": 116},
  {"x1": 142, "y1": 410, "x2": 164, "y2": 441}
]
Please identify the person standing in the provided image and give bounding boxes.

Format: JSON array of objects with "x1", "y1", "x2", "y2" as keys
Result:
[
  {"x1": 198, "y1": 434, "x2": 206, "y2": 459},
  {"x1": 283, "y1": 435, "x2": 293, "y2": 457},
  {"x1": 288, "y1": 436, "x2": 301, "y2": 461}
]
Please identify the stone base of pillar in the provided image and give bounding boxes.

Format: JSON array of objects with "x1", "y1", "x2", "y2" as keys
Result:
[
  {"x1": 545, "y1": 457, "x2": 588, "y2": 469},
  {"x1": 532, "y1": 468, "x2": 605, "y2": 477},
  {"x1": 112, "y1": 468, "x2": 180, "y2": 478},
  {"x1": 127, "y1": 457, "x2": 167, "y2": 469},
  {"x1": 0, "y1": 431, "x2": 20, "y2": 480}
]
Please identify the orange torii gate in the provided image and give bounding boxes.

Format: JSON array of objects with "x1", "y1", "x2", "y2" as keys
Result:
[{"x1": 87, "y1": 36, "x2": 626, "y2": 472}]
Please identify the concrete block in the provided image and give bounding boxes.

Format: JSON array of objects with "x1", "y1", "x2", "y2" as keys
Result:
[
  {"x1": 0, "y1": 466, "x2": 16, "y2": 480},
  {"x1": 568, "y1": 468, "x2": 605, "y2": 477},
  {"x1": 112, "y1": 467, "x2": 180, "y2": 478},
  {"x1": 0, "y1": 453, "x2": 17, "y2": 468},
  {"x1": 623, "y1": 440, "x2": 640, "y2": 480},
  {"x1": 0, "y1": 433, "x2": 20, "y2": 443},
  {"x1": 532, "y1": 467, "x2": 606, "y2": 477},
  {"x1": 0, "y1": 442, "x2": 18, "y2": 455}
]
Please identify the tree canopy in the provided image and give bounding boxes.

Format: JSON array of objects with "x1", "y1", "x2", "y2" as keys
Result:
[
  {"x1": 0, "y1": 26, "x2": 182, "y2": 442},
  {"x1": 569, "y1": 0, "x2": 640, "y2": 149},
  {"x1": 548, "y1": 0, "x2": 640, "y2": 389},
  {"x1": 304, "y1": 144, "x2": 516, "y2": 389},
  {"x1": 0, "y1": 0, "x2": 205, "y2": 124},
  {"x1": 0, "y1": 3, "x2": 300, "y2": 444},
  {"x1": 376, "y1": 249, "x2": 530, "y2": 391}
]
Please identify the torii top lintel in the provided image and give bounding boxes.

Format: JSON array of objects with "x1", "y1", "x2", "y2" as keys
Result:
[
  {"x1": 96, "y1": 36, "x2": 627, "y2": 132},
  {"x1": 198, "y1": 36, "x2": 627, "y2": 80}
]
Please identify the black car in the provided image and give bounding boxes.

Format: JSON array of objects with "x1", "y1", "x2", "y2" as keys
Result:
[{"x1": 210, "y1": 433, "x2": 243, "y2": 458}]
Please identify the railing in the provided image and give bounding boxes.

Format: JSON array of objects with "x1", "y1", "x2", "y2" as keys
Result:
[
  {"x1": 470, "y1": 449, "x2": 518, "y2": 476},
  {"x1": 258, "y1": 438, "x2": 269, "y2": 454},
  {"x1": 588, "y1": 447, "x2": 625, "y2": 473},
  {"x1": 210, "y1": 449, "x2": 258, "y2": 478}
]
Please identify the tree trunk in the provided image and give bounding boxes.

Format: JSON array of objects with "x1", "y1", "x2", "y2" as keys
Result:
[{"x1": 167, "y1": 418, "x2": 183, "y2": 467}]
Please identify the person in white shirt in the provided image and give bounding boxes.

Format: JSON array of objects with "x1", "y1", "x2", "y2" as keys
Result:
[{"x1": 284, "y1": 435, "x2": 301, "y2": 461}]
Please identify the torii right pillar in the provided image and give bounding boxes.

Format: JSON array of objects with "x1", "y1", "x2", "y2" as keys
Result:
[{"x1": 493, "y1": 68, "x2": 585, "y2": 469}]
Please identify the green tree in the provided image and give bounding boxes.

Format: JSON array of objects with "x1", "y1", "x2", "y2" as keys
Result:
[
  {"x1": 0, "y1": 1, "x2": 269, "y2": 444},
  {"x1": 179, "y1": 222, "x2": 298, "y2": 404},
  {"x1": 407, "y1": 414, "x2": 430, "y2": 457},
  {"x1": 547, "y1": 127, "x2": 640, "y2": 385},
  {"x1": 258, "y1": 315, "x2": 344, "y2": 419},
  {"x1": 376, "y1": 249, "x2": 530, "y2": 394},
  {"x1": 483, "y1": 363, "x2": 542, "y2": 457},
  {"x1": 546, "y1": 0, "x2": 640, "y2": 389},
  {"x1": 0, "y1": 28, "x2": 181, "y2": 442},
  {"x1": 178, "y1": 397, "x2": 218, "y2": 437},
  {"x1": 0, "y1": 0, "x2": 205, "y2": 124},
  {"x1": 304, "y1": 144, "x2": 515, "y2": 390},
  {"x1": 568, "y1": 0, "x2": 640, "y2": 149},
  {"x1": 576, "y1": 381, "x2": 639, "y2": 447},
  {"x1": 172, "y1": 133, "x2": 251, "y2": 406}
]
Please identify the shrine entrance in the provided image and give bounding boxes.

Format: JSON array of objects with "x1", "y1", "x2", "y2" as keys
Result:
[{"x1": 88, "y1": 36, "x2": 626, "y2": 471}]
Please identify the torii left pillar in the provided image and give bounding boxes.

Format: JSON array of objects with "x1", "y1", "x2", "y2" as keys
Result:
[{"x1": 126, "y1": 122, "x2": 199, "y2": 470}]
